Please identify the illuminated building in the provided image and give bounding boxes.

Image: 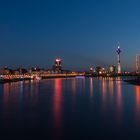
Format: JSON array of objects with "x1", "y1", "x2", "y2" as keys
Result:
[
  {"x1": 95, "y1": 66, "x2": 103, "y2": 75},
  {"x1": 0, "y1": 67, "x2": 11, "y2": 75},
  {"x1": 16, "y1": 68, "x2": 28, "y2": 74},
  {"x1": 53, "y1": 58, "x2": 62, "y2": 73},
  {"x1": 109, "y1": 65, "x2": 116, "y2": 73},
  {"x1": 89, "y1": 67, "x2": 94, "y2": 74}
]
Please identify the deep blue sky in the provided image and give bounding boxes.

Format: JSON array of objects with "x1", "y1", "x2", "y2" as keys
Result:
[{"x1": 0, "y1": 0, "x2": 140, "y2": 71}]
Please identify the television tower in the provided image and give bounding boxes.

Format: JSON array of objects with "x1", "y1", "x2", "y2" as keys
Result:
[
  {"x1": 116, "y1": 43, "x2": 121, "y2": 74},
  {"x1": 136, "y1": 54, "x2": 140, "y2": 73}
]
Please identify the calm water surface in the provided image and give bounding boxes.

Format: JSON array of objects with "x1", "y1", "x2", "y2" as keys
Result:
[{"x1": 0, "y1": 78, "x2": 140, "y2": 139}]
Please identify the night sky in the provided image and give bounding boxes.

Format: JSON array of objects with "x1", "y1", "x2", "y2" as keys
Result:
[{"x1": 0, "y1": 0, "x2": 140, "y2": 71}]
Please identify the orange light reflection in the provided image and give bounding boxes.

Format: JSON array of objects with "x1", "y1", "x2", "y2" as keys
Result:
[
  {"x1": 135, "y1": 86, "x2": 140, "y2": 123},
  {"x1": 116, "y1": 80, "x2": 123, "y2": 124}
]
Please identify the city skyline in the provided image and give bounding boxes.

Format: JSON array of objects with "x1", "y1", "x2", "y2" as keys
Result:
[{"x1": 0, "y1": 0, "x2": 140, "y2": 70}]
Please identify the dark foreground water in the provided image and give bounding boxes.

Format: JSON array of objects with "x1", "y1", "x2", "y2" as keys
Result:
[{"x1": 0, "y1": 77, "x2": 140, "y2": 140}]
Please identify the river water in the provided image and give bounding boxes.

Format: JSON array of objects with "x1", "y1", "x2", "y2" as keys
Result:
[{"x1": 0, "y1": 77, "x2": 140, "y2": 139}]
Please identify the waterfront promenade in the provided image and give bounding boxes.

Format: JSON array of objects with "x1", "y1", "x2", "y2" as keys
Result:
[
  {"x1": 0, "y1": 73, "x2": 85, "y2": 83},
  {"x1": 0, "y1": 72, "x2": 140, "y2": 84}
]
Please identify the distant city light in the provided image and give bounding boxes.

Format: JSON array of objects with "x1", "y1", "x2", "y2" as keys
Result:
[
  {"x1": 99, "y1": 71, "x2": 102, "y2": 74},
  {"x1": 56, "y1": 58, "x2": 61, "y2": 62},
  {"x1": 90, "y1": 67, "x2": 93, "y2": 71}
]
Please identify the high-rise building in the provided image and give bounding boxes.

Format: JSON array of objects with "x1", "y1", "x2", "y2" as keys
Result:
[
  {"x1": 108, "y1": 65, "x2": 116, "y2": 73},
  {"x1": 53, "y1": 58, "x2": 62, "y2": 73},
  {"x1": 89, "y1": 67, "x2": 94, "y2": 74},
  {"x1": 95, "y1": 66, "x2": 103, "y2": 74}
]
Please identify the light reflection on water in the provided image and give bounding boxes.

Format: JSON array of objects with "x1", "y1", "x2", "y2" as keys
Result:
[
  {"x1": 90, "y1": 78, "x2": 93, "y2": 97},
  {"x1": 135, "y1": 86, "x2": 140, "y2": 124},
  {"x1": 53, "y1": 79, "x2": 63, "y2": 138},
  {"x1": 2, "y1": 81, "x2": 39, "y2": 119},
  {"x1": 1, "y1": 78, "x2": 140, "y2": 139},
  {"x1": 115, "y1": 80, "x2": 123, "y2": 124},
  {"x1": 102, "y1": 78, "x2": 107, "y2": 106}
]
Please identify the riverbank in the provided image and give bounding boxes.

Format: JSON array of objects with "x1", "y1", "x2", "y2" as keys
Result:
[
  {"x1": 0, "y1": 78, "x2": 31, "y2": 84},
  {"x1": 0, "y1": 73, "x2": 84, "y2": 84}
]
